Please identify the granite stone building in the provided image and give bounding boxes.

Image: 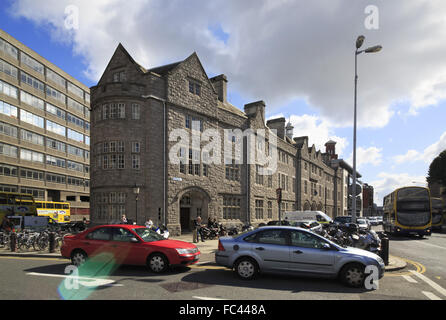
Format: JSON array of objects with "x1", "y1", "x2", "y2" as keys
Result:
[
  {"x1": 0, "y1": 30, "x2": 90, "y2": 220},
  {"x1": 90, "y1": 44, "x2": 354, "y2": 235}
]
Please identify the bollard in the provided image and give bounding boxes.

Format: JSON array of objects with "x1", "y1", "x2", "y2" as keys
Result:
[
  {"x1": 49, "y1": 232, "x2": 55, "y2": 253},
  {"x1": 10, "y1": 232, "x2": 17, "y2": 252},
  {"x1": 380, "y1": 237, "x2": 389, "y2": 266}
]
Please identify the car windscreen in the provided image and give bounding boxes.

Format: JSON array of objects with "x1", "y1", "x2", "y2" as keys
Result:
[
  {"x1": 357, "y1": 219, "x2": 367, "y2": 224},
  {"x1": 133, "y1": 228, "x2": 165, "y2": 242}
]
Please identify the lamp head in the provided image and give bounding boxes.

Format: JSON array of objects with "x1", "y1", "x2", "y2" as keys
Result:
[
  {"x1": 356, "y1": 35, "x2": 365, "y2": 49},
  {"x1": 365, "y1": 45, "x2": 382, "y2": 53}
]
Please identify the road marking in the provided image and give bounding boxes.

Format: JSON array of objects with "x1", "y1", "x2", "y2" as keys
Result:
[
  {"x1": 193, "y1": 296, "x2": 226, "y2": 300},
  {"x1": 26, "y1": 272, "x2": 121, "y2": 287},
  {"x1": 0, "y1": 256, "x2": 67, "y2": 262},
  {"x1": 384, "y1": 257, "x2": 426, "y2": 277},
  {"x1": 410, "y1": 270, "x2": 446, "y2": 298},
  {"x1": 402, "y1": 275, "x2": 418, "y2": 283},
  {"x1": 422, "y1": 291, "x2": 442, "y2": 300},
  {"x1": 190, "y1": 265, "x2": 230, "y2": 270},
  {"x1": 415, "y1": 241, "x2": 446, "y2": 251}
]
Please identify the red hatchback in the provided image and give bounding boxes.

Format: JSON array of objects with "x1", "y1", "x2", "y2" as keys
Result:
[{"x1": 61, "y1": 225, "x2": 200, "y2": 273}]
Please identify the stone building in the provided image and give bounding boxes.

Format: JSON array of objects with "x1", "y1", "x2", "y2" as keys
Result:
[
  {"x1": 0, "y1": 29, "x2": 90, "y2": 220},
  {"x1": 90, "y1": 44, "x2": 352, "y2": 234}
]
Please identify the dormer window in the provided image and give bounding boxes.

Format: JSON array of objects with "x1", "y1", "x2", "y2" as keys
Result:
[{"x1": 188, "y1": 79, "x2": 201, "y2": 96}]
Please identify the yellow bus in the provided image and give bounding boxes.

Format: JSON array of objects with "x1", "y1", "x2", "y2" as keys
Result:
[
  {"x1": 35, "y1": 201, "x2": 71, "y2": 223},
  {"x1": 431, "y1": 197, "x2": 445, "y2": 231},
  {"x1": 383, "y1": 186, "x2": 432, "y2": 237},
  {"x1": 0, "y1": 191, "x2": 37, "y2": 222}
]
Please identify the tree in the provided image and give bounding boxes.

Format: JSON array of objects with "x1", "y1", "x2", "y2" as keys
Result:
[{"x1": 427, "y1": 150, "x2": 446, "y2": 187}]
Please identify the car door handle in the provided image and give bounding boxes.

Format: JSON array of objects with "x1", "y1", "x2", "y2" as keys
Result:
[
  {"x1": 293, "y1": 250, "x2": 303, "y2": 254},
  {"x1": 255, "y1": 247, "x2": 265, "y2": 251}
]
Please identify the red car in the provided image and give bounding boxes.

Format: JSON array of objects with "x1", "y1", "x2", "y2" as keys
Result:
[{"x1": 61, "y1": 224, "x2": 200, "y2": 273}]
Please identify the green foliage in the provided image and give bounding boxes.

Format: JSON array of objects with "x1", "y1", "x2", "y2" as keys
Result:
[{"x1": 427, "y1": 150, "x2": 446, "y2": 187}]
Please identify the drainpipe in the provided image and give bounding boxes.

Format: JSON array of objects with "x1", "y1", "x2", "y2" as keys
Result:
[{"x1": 142, "y1": 94, "x2": 166, "y2": 226}]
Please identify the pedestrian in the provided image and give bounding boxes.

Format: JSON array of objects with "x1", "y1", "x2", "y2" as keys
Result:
[
  {"x1": 120, "y1": 214, "x2": 128, "y2": 224},
  {"x1": 145, "y1": 218, "x2": 153, "y2": 229},
  {"x1": 1, "y1": 216, "x2": 14, "y2": 233},
  {"x1": 194, "y1": 216, "x2": 205, "y2": 242}
]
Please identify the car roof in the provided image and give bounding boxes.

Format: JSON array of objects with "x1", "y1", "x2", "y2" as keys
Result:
[{"x1": 91, "y1": 224, "x2": 145, "y2": 230}]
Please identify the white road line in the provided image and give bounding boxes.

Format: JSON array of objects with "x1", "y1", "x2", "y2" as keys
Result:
[
  {"x1": 402, "y1": 275, "x2": 418, "y2": 283},
  {"x1": 415, "y1": 241, "x2": 446, "y2": 250},
  {"x1": 422, "y1": 291, "x2": 442, "y2": 300},
  {"x1": 193, "y1": 296, "x2": 225, "y2": 300},
  {"x1": 26, "y1": 272, "x2": 119, "y2": 287},
  {"x1": 410, "y1": 270, "x2": 446, "y2": 297}
]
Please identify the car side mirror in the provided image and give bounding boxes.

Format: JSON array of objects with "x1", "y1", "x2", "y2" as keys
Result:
[{"x1": 130, "y1": 237, "x2": 139, "y2": 243}]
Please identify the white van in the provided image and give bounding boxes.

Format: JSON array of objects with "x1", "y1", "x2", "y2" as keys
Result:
[{"x1": 283, "y1": 211, "x2": 333, "y2": 224}]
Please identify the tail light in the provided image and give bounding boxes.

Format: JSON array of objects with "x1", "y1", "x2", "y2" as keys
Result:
[{"x1": 218, "y1": 240, "x2": 225, "y2": 251}]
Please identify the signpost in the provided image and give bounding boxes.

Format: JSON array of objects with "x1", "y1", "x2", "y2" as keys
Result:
[{"x1": 276, "y1": 188, "x2": 282, "y2": 225}]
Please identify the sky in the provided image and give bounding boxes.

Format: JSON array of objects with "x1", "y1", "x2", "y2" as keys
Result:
[{"x1": 1, "y1": 0, "x2": 445, "y2": 206}]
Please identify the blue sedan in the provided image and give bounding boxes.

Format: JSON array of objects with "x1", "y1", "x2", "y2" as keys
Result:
[{"x1": 215, "y1": 226, "x2": 385, "y2": 288}]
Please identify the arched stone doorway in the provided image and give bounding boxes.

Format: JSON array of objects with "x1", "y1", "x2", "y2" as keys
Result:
[
  {"x1": 303, "y1": 201, "x2": 311, "y2": 211},
  {"x1": 178, "y1": 187, "x2": 210, "y2": 233},
  {"x1": 311, "y1": 202, "x2": 317, "y2": 211},
  {"x1": 317, "y1": 203, "x2": 323, "y2": 211}
]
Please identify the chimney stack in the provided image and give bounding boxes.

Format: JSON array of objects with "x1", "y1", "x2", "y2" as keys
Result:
[{"x1": 210, "y1": 74, "x2": 227, "y2": 103}]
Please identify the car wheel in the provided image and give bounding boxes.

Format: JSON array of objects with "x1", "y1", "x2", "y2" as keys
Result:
[
  {"x1": 71, "y1": 250, "x2": 87, "y2": 267},
  {"x1": 340, "y1": 263, "x2": 365, "y2": 288},
  {"x1": 234, "y1": 257, "x2": 258, "y2": 280},
  {"x1": 147, "y1": 253, "x2": 169, "y2": 273}
]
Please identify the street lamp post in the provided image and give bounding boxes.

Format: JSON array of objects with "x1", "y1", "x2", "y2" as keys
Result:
[
  {"x1": 352, "y1": 35, "x2": 382, "y2": 224},
  {"x1": 133, "y1": 184, "x2": 140, "y2": 225}
]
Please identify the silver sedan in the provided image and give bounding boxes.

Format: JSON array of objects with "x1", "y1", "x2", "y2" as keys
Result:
[{"x1": 215, "y1": 226, "x2": 385, "y2": 288}]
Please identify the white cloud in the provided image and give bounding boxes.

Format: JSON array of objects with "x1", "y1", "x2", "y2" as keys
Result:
[
  {"x1": 370, "y1": 172, "x2": 427, "y2": 205},
  {"x1": 347, "y1": 146, "x2": 382, "y2": 169},
  {"x1": 267, "y1": 113, "x2": 349, "y2": 157},
  {"x1": 391, "y1": 130, "x2": 446, "y2": 165},
  {"x1": 8, "y1": 0, "x2": 446, "y2": 129}
]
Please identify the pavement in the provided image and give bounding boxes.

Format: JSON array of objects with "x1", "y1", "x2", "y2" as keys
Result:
[{"x1": 0, "y1": 234, "x2": 406, "y2": 271}]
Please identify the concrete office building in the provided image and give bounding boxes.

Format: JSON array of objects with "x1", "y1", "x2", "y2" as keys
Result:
[{"x1": 0, "y1": 29, "x2": 90, "y2": 220}]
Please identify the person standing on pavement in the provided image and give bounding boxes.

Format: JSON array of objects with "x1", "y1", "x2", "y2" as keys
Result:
[
  {"x1": 1, "y1": 216, "x2": 14, "y2": 233},
  {"x1": 120, "y1": 214, "x2": 128, "y2": 224},
  {"x1": 194, "y1": 216, "x2": 205, "y2": 242}
]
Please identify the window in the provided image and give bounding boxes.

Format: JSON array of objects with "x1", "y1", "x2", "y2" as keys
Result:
[
  {"x1": 86, "y1": 227, "x2": 112, "y2": 241},
  {"x1": 223, "y1": 196, "x2": 241, "y2": 220},
  {"x1": 0, "y1": 100, "x2": 17, "y2": 118},
  {"x1": 132, "y1": 154, "x2": 140, "y2": 169},
  {"x1": 113, "y1": 71, "x2": 126, "y2": 82},
  {"x1": 46, "y1": 120, "x2": 66, "y2": 137},
  {"x1": 0, "y1": 164, "x2": 17, "y2": 177},
  {"x1": 132, "y1": 141, "x2": 140, "y2": 153},
  {"x1": 0, "y1": 38, "x2": 18, "y2": 59},
  {"x1": 21, "y1": 129, "x2": 44, "y2": 145},
  {"x1": 0, "y1": 79, "x2": 18, "y2": 99},
  {"x1": 46, "y1": 173, "x2": 66, "y2": 184},
  {"x1": 290, "y1": 230, "x2": 328, "y2": 249},
  {"x1": 267, "y1": 201, "x2": 273, "y2": 219},
  {"x1": 131, "y1": 103, "x2": 140, "y2": 120},
  {"x1": 256, "y1": 165, "x2": 264, "y2": 185},
  {"x1": 20, "y1": 53, "x2": 44, "y2": 74},
  {"x1": 255, "y1": 200, "x2": 264, "y2": 219},
  {"x1": 257, "y1": 229, "x2": 287, "y2": 245},
  {"x1": 20, "y1": 187, "x2": 44, "y2": 199},
  {"x1": 46, "y1": 68, "x2": 66, "y2": 88},
  {"x1": 46, "y1": 103, "x2": 66, "y2": 120},
  {"x1": 0, "y1": 121, "x2": 18, "y2": 138},
  {"x1": 20, "y1": 148, "x2": 44, "y2": 163},
  {"x1": 47, "y1": 138, "x2": 66, "y2": 152},
  {"x1": 67, "y1": 82, "x2": 84, "y2": 100},
  {"x1": 67, "y1": 160, "x2": 84, "y2": 173},
  {"x1": 0, "y1": 59, "x2": 18, "y2": 79},
  {"x1": 21, "y1": 90, "x2": 44, "y2": 110},
  {"x1": 67, "y1": 97, "x2": 84, "y2": 115},
  {"x1": 67, "y1": 145, "x2": 84, "y2": 157},
  {"x1": 20, "y1": 109, "x2": 44, "y2": 128},
  {"x1": 20, "y1": 72, "x2": 44, "y2": 92},
  {"x1": 67, "y1": 128, "x2": 84, "y2": 143},
  {"x1": 188, "y1": 80, "x2": 201, "y2": 96},
  {"x1": 67, "y1": 113, "x2": 85, "y2": 129},
  {"x1": 111, "y1": 228, "x2": 135, "y2": 242},
  {"x1": 46, "y1": 155, "x2": 65, "y2": 168},
  {"x1": 46, "y1": 86, "x2": 66, "y2": 105},
  {"x1": 20, "y1": 168, "x2": 44, "y2": 181},
  {"x1": 0, "y1": 142, "x2": 18, "y2": 158},
  {"x1": 304, "y1": 180, "x2": 308, "y2": 194}
]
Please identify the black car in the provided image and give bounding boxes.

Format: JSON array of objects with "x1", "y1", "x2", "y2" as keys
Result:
[
  {"x1": 333, "y1": 216, "x2": 352, "y2": 225},
  {"x1": 266, "y1": 220, "x2": 291, "y2": 226}
]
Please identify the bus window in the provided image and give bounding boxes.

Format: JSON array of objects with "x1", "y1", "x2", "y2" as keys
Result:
[
  {"x1": 35, "y1": 202, "x2": 43, "y2": 209},
  {"x1": 63, "y1": 204, "x2": 69, "y2": 210},
  {"x1": 0, "y1": 194, "x2": 7, "y2": 205},
  {"x1": 55, "y1": 203, "x2": 63, "y2": 209},
  {"x1": 46, "y1": 203, "x2": 55, "y2": 209}
]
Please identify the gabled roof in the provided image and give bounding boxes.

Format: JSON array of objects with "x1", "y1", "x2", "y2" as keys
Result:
[{"x1": 148, "y1": 61, "x2": 183, "y2": 75}]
